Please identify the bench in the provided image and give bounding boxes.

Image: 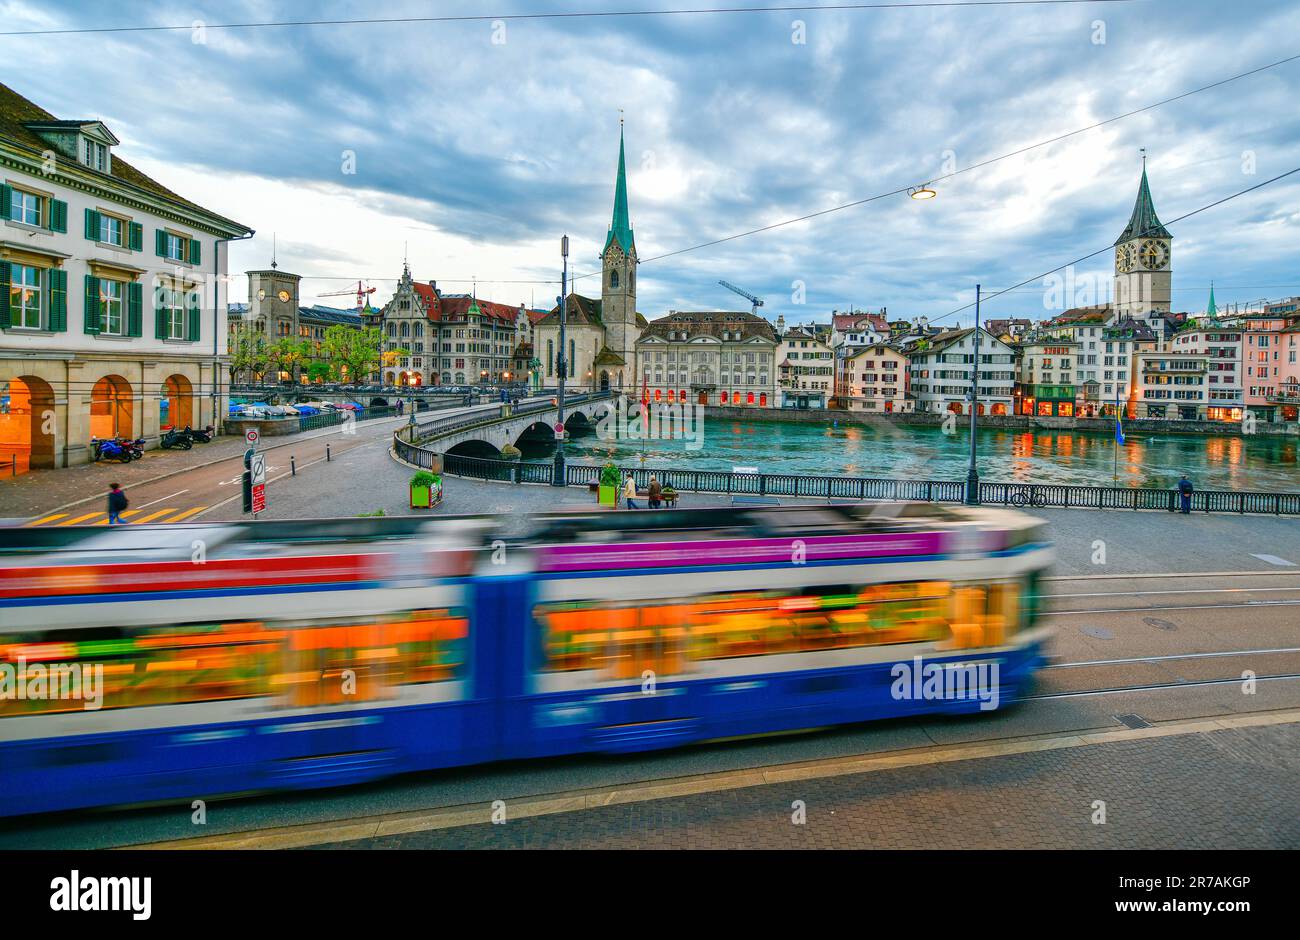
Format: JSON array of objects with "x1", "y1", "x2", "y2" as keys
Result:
[{"x1": 731, "y1": 496, "x2": 781, "y2": 507}]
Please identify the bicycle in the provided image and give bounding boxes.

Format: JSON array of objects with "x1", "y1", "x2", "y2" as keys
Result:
[{"x1": 1009, "y1": 485, "x2": 1048, "y2": 509}]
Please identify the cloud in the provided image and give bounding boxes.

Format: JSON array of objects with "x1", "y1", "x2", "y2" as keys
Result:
[{"x1": 5, "y1": 0, "x2": 1298, "y2": 320}]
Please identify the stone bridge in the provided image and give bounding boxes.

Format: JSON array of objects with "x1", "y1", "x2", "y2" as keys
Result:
[
  {"x1": 404, "y1": 393, "x2": 613, "y2": 458},
  {"x1": 231, "y1": 385, "x2": 505, "y2": 411}
]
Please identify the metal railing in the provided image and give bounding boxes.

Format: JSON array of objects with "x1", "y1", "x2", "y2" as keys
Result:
[
  {"x1": 297, "y1": 405, "x2": 398, "y2": 433},
  {"x1": 414, "y1": 451, "x2": 1300, "y2": 516},
  {"x1": 406, "y1": 391, "x2": 612, "y2": 443}
]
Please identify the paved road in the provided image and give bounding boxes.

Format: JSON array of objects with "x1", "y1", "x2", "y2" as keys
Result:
[{"x1": 3, "y1": 570, "x2": 1296, "y2": 850}]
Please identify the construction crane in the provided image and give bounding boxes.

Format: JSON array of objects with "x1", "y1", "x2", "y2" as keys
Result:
[
  {"x1": 318, "y1": 280, "x2": 377, "y2": 310},
  {"x1": 719, "y1": 280, "x2": 764, "y2": 316}
]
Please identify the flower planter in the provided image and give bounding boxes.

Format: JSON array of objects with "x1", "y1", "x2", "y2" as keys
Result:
[
  {"x1": 410, "y1": 471, "x2": 442, "y2": 509},
  {"x1": 410, "y1": 484, "x2": 433, "y2": 508},
  {"x1": 598, "y1": 484, "x2": 618, "y2": 507}
]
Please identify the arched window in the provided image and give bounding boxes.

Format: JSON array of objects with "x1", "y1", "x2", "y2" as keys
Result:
[
  {"x1": 733, "y1": 392, "x2": 741, "y2": 404},
  {"x1": 414, "y1": 322, "x2": 423, "y2": 337},
  {"x1": 719, "y1": 392, "x2": 727, "y2": 405},
  {"x1": 610, "y1": 269, "x2": 619, "y2": 289},
  {"x1": 569, "y1": 340, "x2": 575, "y2": 374},
  {"x1": 400, "y1": 322, "x2": 409, "y2": 338},
  {"x1": 759, "y1": 393, "x2": 767, "y2": 407},
  {"x1": 679, "y1": 389, "x2": 686, "y2": 401},
  {"x1": 547, "y1": 339, "x2": 554, "y2": 376},
  {"x1": 386, "y1": 323, "x2": 396, "y2": 337},
  {"x1": 655, "y1": 389, "x2": 662, "y2": 401},
  {"x1": 747, "y1": 392, "x2": 755, "y2": 405},
  {"x1": 667, "y1": 389, "x2": 675, "y2": 402}
]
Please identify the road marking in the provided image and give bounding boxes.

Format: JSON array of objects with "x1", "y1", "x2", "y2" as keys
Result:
[
  {"x1": 93, "y1": 509, "x2": 143, "y2": 525},
  {"x1": 25, "y1": 513, "x2": 68, "y2": 527},
  {"x1": 1049, "y1": 647, "x2": 1300, "y2": 668},
  {"x1": 1250, "y1": 553, "x2": 1296, "y2": 567},
  {"x1": 57, "y1": 512, "x2": 105, "y2": 526},
  {"x1": 134, "y1": 489, "x2": 188, "y2": 510},
  {"x1": 126, "y1": 707, "x2": 1300, "y2": 851},
  {"x1": 129, "y1": 508, "x2": 181, "y2": 525},
  {"x1": 165, "y1": 506, "x2": 208, "y2": 523}
]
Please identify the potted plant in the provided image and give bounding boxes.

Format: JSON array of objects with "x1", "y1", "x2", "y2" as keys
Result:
[
  {"x1": 598, "y1": 460, "x2": 620, "y2": 508},
  {"x1": 410, "y1": 470, "x2": 442, "y2": 509}
]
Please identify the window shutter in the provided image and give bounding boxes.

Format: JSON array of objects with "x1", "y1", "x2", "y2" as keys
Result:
[
  {"x1": 83, "y1": 275, "x2": 101, "y2": 334},
  {"x1": 0, "y1": 184, "x2": 10, "y2": 219},
  {"x1": 188, "y1": 294, "x2": 201, "y2": 341},
  {"x1": 155, "y1": 284, "x2": 167, "y2": 339},
  {"x1": 0, "y1": 263, "x2": 10, "y2": 329},
  {"x1": 129, "y1": 221, "x2": 143, "y2": 251},
  {"x1": 50, "y1": 199, "x2": 68, "y2": 233},
  {"x1": 85, "y1": 208, "x2": 100, "y2": 240},
  {"x1": 155, "y1": 229, "x2": 166, "y2": 257},
  {"x1": 48, "y1": 268, "x2": 67, "y2": 331},
  {"x1": 188, "y1": 238, "x2": 201, "y2": 266},
  {"x1": 127, "y1": 282, "x2": 143, "y2": 337}
]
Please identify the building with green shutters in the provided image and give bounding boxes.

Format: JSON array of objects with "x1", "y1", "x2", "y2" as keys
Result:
[{"x1": 0, "y1": 82, "x2": 251, "y2": 469}]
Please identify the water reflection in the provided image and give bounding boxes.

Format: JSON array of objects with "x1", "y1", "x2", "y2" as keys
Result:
[{"x1": 523, "y1": 419, "x2": 1300, "y2": 491}]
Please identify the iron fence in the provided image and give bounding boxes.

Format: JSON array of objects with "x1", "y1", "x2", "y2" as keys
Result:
[{"x1": 407, "y1": 450, "x2": 1300, "y2": 516}]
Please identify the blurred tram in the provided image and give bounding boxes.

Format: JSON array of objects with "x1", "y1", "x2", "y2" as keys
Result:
[{"x1": 0, "y1": 505, "x2": 1052, "y2": 816}]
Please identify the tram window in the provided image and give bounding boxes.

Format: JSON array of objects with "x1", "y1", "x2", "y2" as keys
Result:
[
  {"x1": 0, "y1": 608, "x2": 468, "y2": 717},
  {"x1": 533, "y1": 580, "x2": 1025, "y2": 676}
]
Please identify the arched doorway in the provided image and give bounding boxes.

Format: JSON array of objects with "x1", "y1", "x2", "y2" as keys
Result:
[
  {"x1": 385, "y1": 371, "x2": 396, "y2": 386},
  {"x1": 976, "y1": 403, "x2": 986, "y2": 416},
  {"x1": 161, "y1": 374, "x2": 193, "y2": 430},
  {"x1": 90, "y1": 375, "x2": 132, "y2": 442},
  {"x1": 991, "y1": 402, "x2": 1007, "y2": 416},
  {"x1": 599, "y1": 370, "x2": 610, "y2": 391},
  {"x1": 0, "y1": 376, "x2": 56, "y2": 472},
  {"x1": 947, "y1": 402, "x2": 963, "y2": 415}
]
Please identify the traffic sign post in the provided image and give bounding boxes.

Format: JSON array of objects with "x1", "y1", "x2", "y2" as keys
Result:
[
  {"x1": 554, "y1": 422, "x2": 565, "y2": 441},
  {"x1": 245, "y1": 428, "x2": 260, "y2": 446},
  {"x1": 250, "y1": 453, "x2": 267, "y2": 515}
]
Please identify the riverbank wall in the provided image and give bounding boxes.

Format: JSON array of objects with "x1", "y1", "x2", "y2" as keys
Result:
[{"x1": 697, "y1": 406, "x2": 1300, "y2": 438}]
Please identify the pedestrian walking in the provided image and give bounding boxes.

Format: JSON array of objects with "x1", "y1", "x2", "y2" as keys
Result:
[
  {"x1": 648, "y1": 476, "x2": 662, "y2": 509},
  {"x1": 107, "y1": 483, "x2": 129, "y2": 525},
  {"x1": 623, "y1": 472, "x2": 639, "y2": 510},
  {"x1": 1177, "y1": 474, "x2": 1193, "y2": 514}
]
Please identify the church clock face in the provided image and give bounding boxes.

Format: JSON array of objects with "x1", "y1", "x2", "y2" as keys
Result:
[
  {"x1": 256, "y1": 288, "x2": 266, "y2": 301},
  {"x1": 1139, "y1": 239, "x2": 1167, "y2": 270},
  {"x1": 1115, "y1": 245, "x2": 1131, "y2": 273},
  {"x1": 278, "y1": 290, "x2": 291, "y2": 303}
]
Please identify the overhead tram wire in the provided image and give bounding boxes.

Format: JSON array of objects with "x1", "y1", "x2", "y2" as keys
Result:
[
  {"x1": 560, "y1": 49, "x2": 1300, "y2": 283},
  {"x1": 927, "y1": 165, "x2": 1300, "y2": 327},
  {"x1": 0, "y1": 1, "x2": 1139, "y2": 37}
]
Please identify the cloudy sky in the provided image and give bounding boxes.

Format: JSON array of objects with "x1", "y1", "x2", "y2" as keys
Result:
[{"x1": 5, "y1": 0, "x2": 1299, "y2": 327}]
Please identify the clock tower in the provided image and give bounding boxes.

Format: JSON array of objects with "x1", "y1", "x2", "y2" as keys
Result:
[
  {"x1": 246, "y1": 267, "x2": 302, "y2": 350},
  {"x1": 599, "y1": 124, "x2": 639, "y2": 388},
  {"x1": 1112, "y1": 163, "x2": 1172, "y2": 318}
]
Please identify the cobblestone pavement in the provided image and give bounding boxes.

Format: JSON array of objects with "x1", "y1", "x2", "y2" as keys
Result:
[{"x1": 321, "y1": 721, "x2": 1300, "y2": 850}]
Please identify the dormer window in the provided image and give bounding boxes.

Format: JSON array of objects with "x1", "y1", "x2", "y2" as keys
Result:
[{"x1": 82, "y1": 138, "x2": 109, "y2": 172}]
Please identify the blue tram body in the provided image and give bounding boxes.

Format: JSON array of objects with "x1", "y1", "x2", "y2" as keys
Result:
[{"x1": 0, "y1": 506, "x2": 1052, "y2": 817}]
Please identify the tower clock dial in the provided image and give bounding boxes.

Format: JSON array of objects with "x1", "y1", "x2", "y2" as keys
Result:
[
  {"x1": 278, "y1": 289, "x2": 291, "y2": 303},
  {"x1": 1139, "y1": 239, "x2": 1167, "y2": 270}
]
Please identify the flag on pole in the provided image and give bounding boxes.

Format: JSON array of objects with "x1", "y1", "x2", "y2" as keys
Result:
[
  {"x1": 1115, "y1": 392, "x2": 1125, "y2": 445},
  {"x1": 641, "y1": 371, "x2": 649, "y2": 406}
]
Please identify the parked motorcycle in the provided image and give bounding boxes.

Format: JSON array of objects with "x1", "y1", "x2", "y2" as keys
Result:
[
  {"x1": 183, "y1": 424, "x2": 215, "y2": 444},
  {"x1": 91, "y1": 438, "x2": 134, "y2": 463},
  {"x1": 160, "y1": 428, "x2": 193, "y2": 450},
  {"x1": 123, "y1": 438, "x2": 146, "y2": 460}
]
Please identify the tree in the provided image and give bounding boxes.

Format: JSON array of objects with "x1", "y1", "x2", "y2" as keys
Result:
[
  {"x1": 321, "y1": 324, "x2": 385, "y2": 385},
  {"x1": 229, "y1": 331, "x2": 270, "y2": 383},
  {"x1": 267, "y1": 338, "x2": 312, "y2": 382},
  {"x1": 305, "y1": 360, "x2": 332, "y2": 384},
  {"x1": 382, "y1": 346, "x2": 411, "y2": 368}
]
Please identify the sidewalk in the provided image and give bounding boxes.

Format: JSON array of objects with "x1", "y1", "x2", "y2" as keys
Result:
[
  {"x1": 0, "y1": 418, "x2": 405, "y2": 520},
  {"x1": 319, "y1": 717, "x2": 1300, "y2": 850}
]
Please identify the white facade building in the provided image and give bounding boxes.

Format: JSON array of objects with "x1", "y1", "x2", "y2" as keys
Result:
[
  {"x1": 1, "y1": 82, "x2": 250, "y2": 469},
  {"x1": 907, "y1": 327, "x2": 1017, "y2": 415}
]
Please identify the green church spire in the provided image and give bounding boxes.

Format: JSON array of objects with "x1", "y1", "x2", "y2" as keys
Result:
[
  {"x1": 603, "y1": 123, "x2": 635, "y2": 255},
  {"x1": 1207, "y1": 281, "x2": 1217, "y2": 318},
  {"x1": 1115, "y1": 163, "x2": 1172, "y2": 246}
]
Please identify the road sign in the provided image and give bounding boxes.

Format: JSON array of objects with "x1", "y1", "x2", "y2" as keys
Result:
[
  {"x1": 554, "y1": 422, "x2": 565, "y2": 440},
  {"x1": 251, "y1": 483, "x2": 266, "y2": 513},
  {"x1": 250, "y1": 453, "x2": 267, "y2": 486},
  {"x1": 245, "y1": 428, "x2": 260, "y2": 445}
]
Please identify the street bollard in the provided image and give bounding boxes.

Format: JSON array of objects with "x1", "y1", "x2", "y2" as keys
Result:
[
  {"x1": 291, "y1": 456, "x2": 296, "y2": 476},
  {"x1": 326, "y1": 444, "x2": 331, "y2": 462}
]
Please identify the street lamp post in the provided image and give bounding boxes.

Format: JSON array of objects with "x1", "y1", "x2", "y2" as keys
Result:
[
  {"x1": 965, "y1": 283, "x2": 982, "y2": 505},
  {"x1": 552, "y1": 235, "x2": 569, "y2": 486}
]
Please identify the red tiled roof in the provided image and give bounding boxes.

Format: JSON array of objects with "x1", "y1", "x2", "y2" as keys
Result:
[
  {"x1": 832, "y1": 313, "x2": 887, "y2": 333},
  {"x1": 410, "y1": 283, "x2": 519, "y2": 324}
]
